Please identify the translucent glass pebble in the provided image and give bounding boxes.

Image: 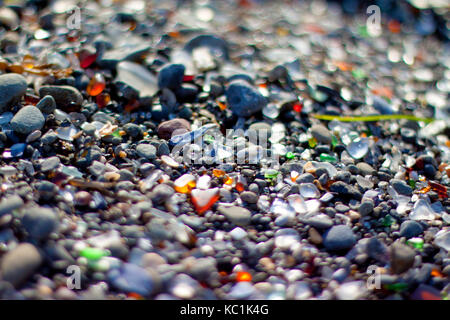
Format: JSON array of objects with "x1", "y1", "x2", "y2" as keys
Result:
[
  {"x1": 274, "y1": 228, "x2": 300, "y2": 250},
  {"x1": 347, "y1": 138, "x2": 369, "y2": 159},
  {"x1": 190, "y1": 188, "x2": 219, "y2": 214},
  {"x1": 272, "y1": 143, "x2": 287, "y2": 156},
  {"x1": 356, "y1": 175, "x2": 374, "y2": 189},
  {"x1": 116, "y1": 61, "x2": 158, "y2": 97},
  {"x1": 161, "y1": 155, "x2": 180, "y2": 168},
  {"x1": 299, "y1": 183, "x2": 320, "y2": 199},
  {"x1": 56, "y1": 124, "x2": 79, "y2": 141},
  {"x1": 409, "y1": 199, "x2": 435, "y2": 221},
  {"x1": 434, "y1": 229, "x2": 450, "y2": 251},
  {"x1": 174, "y1": 174, "x2": 196, "y2": 193},
  {"x1": 263, "y1": 103, "x2": 280, "y2": 119}
]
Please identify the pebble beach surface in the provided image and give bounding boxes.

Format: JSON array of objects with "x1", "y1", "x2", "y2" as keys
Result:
[{"x1": 0, "y1": 0, "x2": 448, "y2": 300}]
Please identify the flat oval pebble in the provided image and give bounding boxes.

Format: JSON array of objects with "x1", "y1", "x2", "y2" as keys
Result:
[
  {"x1": 38, "y1": 85, "x2": 83, "y2": 111},
  {"x1": 0, "y1": 243, "x2": 43, "y2": 287}
]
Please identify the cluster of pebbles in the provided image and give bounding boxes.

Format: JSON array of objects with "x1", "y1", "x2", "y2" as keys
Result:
[{"x1": 0, "y1": 0, "x2": 449, "y2": 300}]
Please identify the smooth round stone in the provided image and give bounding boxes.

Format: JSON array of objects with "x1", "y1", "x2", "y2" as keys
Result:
[
  {"x1": 310, "y1": 124, "x2": 332, "y2": 145},
  {"x1": 108, "y1": 263, "x2": 154, "y2": 296},
  {"x1": 81, "y1": 123, "x2": 96, "y2": 136},
  {"x1": 0, "y1": 73, "x2": 27, "y2": 112},
  {"x1": 123, "y1": 123, "x2": 143, "y2": 138},
  {"x1": 240, "y1": 191, "x2": 258, "y2": 204},
  {"x1": 225, "y1": 80, "x2": 267, "y2": 117},
  {"x1": 356, "y1": 162, "x2": 376, "y2": 176},
  {"x1": 0, "y1": 243, "x2": 43, "y2": 287},
  {"x1": 22, "y1": 207, "x2": 59, "y2": 241},
  {"x1": 390, "y1": 242, "x2": 415, "y2": 274},
  {"x1": 229, "y1": 227, "x2": 247, "y2": 241},
  {"x1": 329, "y1": 181, "x2": 362, "y2": 200},
  {"x1": 39, "y1": 85, "x2": 83, "y2": 110},
  {"x1": 303, "y1": 213, "x2": 333, "y2": 229},
  {"x1": 299, "y1": 183, "x2": 320, "y2": 199},
  {"x1": 136, "y1": 143, "x2": 157, "y2": 160},
  {"x1": 391, "y1": 179, "x2": 413, "y2": 196},
  {"x1": 358, "y1": 201, "x2": 374, "y2": 216},
  {"x1": 399, "y1": 220, "x2": 423, "y2": 239},
  {"x1": 296, "y1": 173, "x2": 315, "y2": 184},
  {"x1": 157, "y1": 118, "x2": 191, "y2": 140},
  {"x1": 347, "y1": 138, "x2": 369, "y2": 159},
  {"x1": 36, "y1": 95, "x2": 56, "y2": 114},
  {"x1": 218, "y1": 205, "x2": 252, "y2": 226},
  {"x1": 158, "y1": 64, "x2": 185, "y2": 90},
  {"x1": 323, "y1": 225, "x2": 356, "y2": 251},
  {"x1": 10, "y1": 106, "x2": 45, "y2": 135}
]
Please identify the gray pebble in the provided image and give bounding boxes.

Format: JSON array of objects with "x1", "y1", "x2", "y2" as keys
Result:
[
  {"x1": 399, "y1": 221, "x2": 423, "y2": 239},
  {"x1": 36, "y1": 95, "x2": 56, "y2": 114},
  {"x1": 136, "y1": 143, "x2": 157, "y2": 160},
  {"x1": 358, "y1": 201, "x2": 374, "y2": 216},
  {"x1": 225, "y1": 80, "x2": 267, "y2": 117},
  {"x1": 323, "y1": 225, "x2": 356, "y2": 251},
  {"x1": 39, "y1": 85, "x2": 83, "y2": 110},
  {"x1": 10, "y1": 106, "x2": 45, "y2": 135},
  {"x1": 391, "y1": 179, "x2": 413, "y2": 196},
  {"x1": 356, "y1": 162, "x2": 376, "y2": 176},
  {"x1": 218, "y1": 205, "x2": 252, "y2": 226},
  {"x1": 158, "y1": 64, "x2": 185, "y2": 90},
  {"x1": 22, "y1": 207, "x2": 59, "y2": 241},
  {"x1": 310, "y1": 124, "x2": 332, "y2": 145},
  {"x1": 0, "y1": 73, "x2": 27, "y2": 112},
  {"x1": 240, "y1": 191, "x2": 258, "y2": 203}
]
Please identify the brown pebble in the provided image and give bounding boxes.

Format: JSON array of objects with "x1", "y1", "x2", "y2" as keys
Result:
[
  {"x1": 157, "y1": 118, "x2": 191, "y2": 140},
  {"x1": 74, "y1": 191, "x2": 92, "y2": 206},
  {"x1": 308, "y1": 227, "x2": 322, "y2": 245}
]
